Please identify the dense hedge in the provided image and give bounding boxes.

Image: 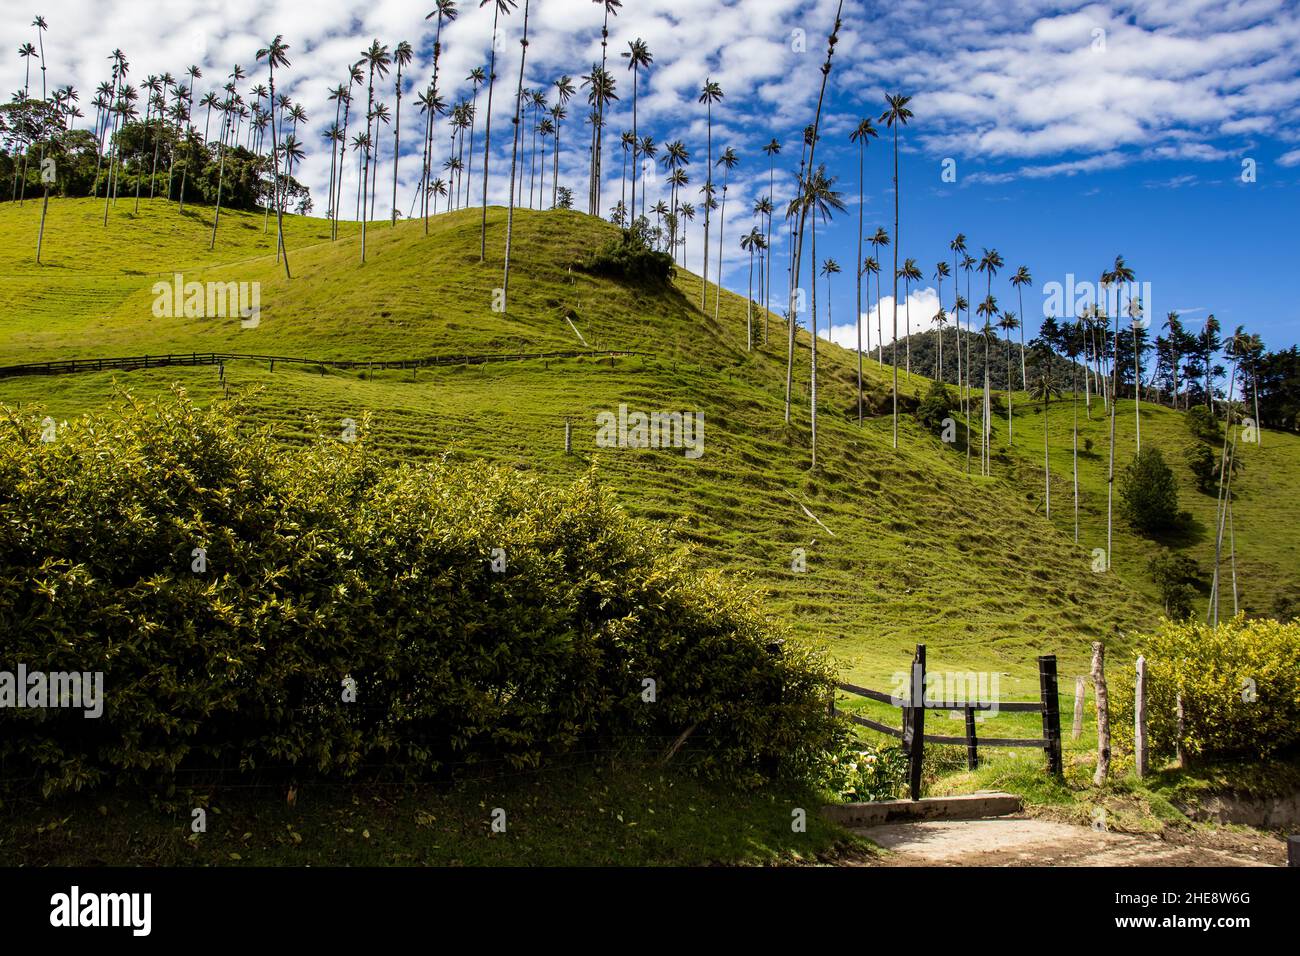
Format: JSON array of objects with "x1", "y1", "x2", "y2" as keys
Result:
[
  {"x1": 0, "y1": 392, "x2": 837, "y2": 796},
  {"x1": 1112, "y1": 616, "x2": 1300, "y2": 762}
]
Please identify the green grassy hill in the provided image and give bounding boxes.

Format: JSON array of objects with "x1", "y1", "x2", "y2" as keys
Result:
[{"x1": 3, "y1": 197, "x2": 1296, "y2": 696}]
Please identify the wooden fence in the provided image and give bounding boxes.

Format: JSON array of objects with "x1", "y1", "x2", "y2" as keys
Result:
[
  {"x1": 0, "y1": 348, "x2": 646, "y2": 380},
  {"x1": 835, "y1": 644, "x2": 1063, "y2": 800}
]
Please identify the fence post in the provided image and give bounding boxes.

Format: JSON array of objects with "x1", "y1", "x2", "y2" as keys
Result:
[
  {"x1": 1038, "y1": 655, "x2": 1063, "y2": 776},
  {"x1": 1135, "y1": 655, "x2": 1148, "y2": 779},
  {"x1": 905, "y1": 644, "x2": 926, "y2": 801},
  {"x1": 1072, "y1": 676, "x2": 1086, "y2": 740},
  {"x1": 1091, "y1": 642, "x2": 1110, "y2": 785},
  {"x1": 564, "y1": 418, "x2": 572, "y2": 455},
  {"x1": 964, "y1": 706, "x2": 978, "y2": 770}
]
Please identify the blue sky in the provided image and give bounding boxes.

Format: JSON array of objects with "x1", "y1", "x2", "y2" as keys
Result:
[{"x1": 5, "y1": 0, "x2": 1298, "y2": 351}]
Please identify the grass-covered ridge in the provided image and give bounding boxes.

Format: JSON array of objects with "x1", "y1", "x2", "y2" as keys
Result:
[{"x1": 3, "y1": 198, "x2": 1297, "y2": 694}]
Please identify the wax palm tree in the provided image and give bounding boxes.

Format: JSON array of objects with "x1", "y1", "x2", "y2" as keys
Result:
[
  {"x1": 357, "y1": 41, "x2": 391, "y2": 262},
  {"x1": 32, "y1": 17, "x2": 48, "y2": 101},
  {"x1": 173, "y1": 65, "x2": 201, "y2": 204},
  {"x1": 464, "y1": 66, "x2": 486, "y2": 205},
  {"x1": 526, "y1": 89, "x2": 546, "y2": 208},
  {"x1": 741, "y1": 227, "x2": 765, "y2": 350},
  {"x1": 1028, "y1": 355, "x2": 1063, "y2": 518},
  {"x1": 617, "y1": 130, "x2": 635, "y2": 210},
  {"x1": 713, "y1": 146, "x2": 739, "y2": 321},
  {"x1": 477, "y1": 0, "x2": 515, "y2": 257},
  {"x1": 323, "y1": 121, "x2": 343, "y2": 224},
  {"x1": 762, "y1": 137, "x2": 781, "y2": 328},
  {"x1": 849, "y1": 118, "x2": 878, "y2": 424},
  {"x1": 387, "y1": 40, "x2": 413, "y2": 226},
  {"x1": 934, "y1": 261, "x2": 951, "y2": 381},
  {"x1": 207, "y1": 71, "x2": 241, "y2": 247},
  {"x1": 423, "y1": 3, "x2": 458, "y2": 232},
  {"x1": 1065, "y1": 319, "x2": 1084, "y2": 541},
  {"x1": 862, "y1": 254, "x2": 880, "y2": 363},
  {"x1": 590, "y1": 0, "x2": 622, "y2": 214},
  {"x1": 786, "y1": 118, "x2": 827, "y2": 419},
  {"x1": 619, "y1": 38, "x2": 652, "y2": 224},
  {"x1": 1163, "y1": 311, "x2": 1184, "y2": 409},
  {"x1": 501, "y1": 0, "x2": 533, "y2": 316},
  {"x1": 678, "y1": 201, "x2": 695, "y2": 264},
  {"x1": 253, "y1": 40, "x2": 292, "y2": 275},
  {"x1": 336, "y1": 63, "x2": 363, "y2": 236},
  {"x1": 538, "y1": 118, "x2": 554, "y2": 204},
  {"x1": 976, "y1": 295, "x2": 999, "y2": 474},
  {"x1": 869, "y1": 227, "x2": 889, "y2": 364},
  {"x1": 662, "y1": 139, "x2": 689, "y2": 253},
  {"x1": 753, "y1": 196, "x2": 773, "y2": 343},
  {"x1": 932, "y1": 308, "x2": 949, "y2": 380},
  {"x1": 792, "y1": 165, "x2": 846, "y2": 469},
  {"x1": 639, "y1": 135, "x2": 657, "y2": 216},
  {"x1": 369, "y1": 101, "x2": 391, "y2": 220},
  {"x1": 430, "y1": 176, "x2": 448, "y2": 213},
  {"x1": 1010, "y1": 265, "x2": 1031, "y2": 388},
  {"x1": 698, "y1": 78, "x2": 723, "y2": 311},
  {"x1": 550, "y1": 74, "x2": 574, "y2": 207},
  {"x1": 999, "y1": 311, "x2": 1019, "y2": 442},
  {"x1": 900, "y1": 257, "x2": 922, "y2": 375},
  {"x1": 880, "y1": 92, "x2": 913, "y2": 449}
]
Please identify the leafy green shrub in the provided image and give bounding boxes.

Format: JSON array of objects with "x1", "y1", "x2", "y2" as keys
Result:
[
  {"x1": 1147, "y1": 550, "x2": 1200, "y2": 620},
  {"x1": 915, "y1": 380, "x2": 954, "y2": 436},
  {"x1": 1184, "y1": 442, "x2": 1242, "y2": 495},
  {"x1": 1119, "y1": 446, "x2": 1180, "y2": 533},
  {"x1": 579, "y1": 228, "x2": 675, "y2": 284},
  {"x1": 1112, "y1": 616, "x2": 1300, "y2": 762},
  {"x1": 0, "y1": 392, "x2": 836, "y2": 796},
  {"x1": 1186, "y1": 405, "x2": 1222, "y2": 443},
  {"x1": 823, "y1": 743, "x2": 908, "y2": 802}
]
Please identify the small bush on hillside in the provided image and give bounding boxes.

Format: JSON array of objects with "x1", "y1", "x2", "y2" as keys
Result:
[
  {"x1": 1186, "y1": 405, "x2": 1222, "y2": 443},
  {"x1": 579, "y1": 228, "x2": 675, "y2": 284},
  {"x1": 1119, "y1": 446, "x2": 1181, "y2": 534},
  {"x1": 0, "y1": 392, "x2": 836, "y2": 796},
  {"x1": 915, "y1": 380, "x2": 954, "y2": 435},
  {"x1": 1112, "y1": 617, "x2": 1300, "y2": 762},
  {"x1": 1184, "y1": 442, "x2": 1242, "y2": 496},
  {"x1": 1147, "y1": 550, "x2": 1200, "y2": 620}
]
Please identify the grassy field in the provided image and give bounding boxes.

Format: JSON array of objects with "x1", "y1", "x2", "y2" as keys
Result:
[
  {"x1": 0, "y1": 762, "x2": 858, "y2": 866},
  {"x1": 2, "y1": 198, "x2": 1296, "y2": 696}
]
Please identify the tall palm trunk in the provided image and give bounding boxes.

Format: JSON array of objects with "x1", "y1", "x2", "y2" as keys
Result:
[
  {"x1": 267, "y1": 65, "x2": 291, "y2": 277},
  {"x1": 391, "y1": 65, "x2": 404, "y2": 226},
  {"x1": 479, "y1": 6, "x2": 503, "y2": 260},
  {"x1": 701, "y1": 102, "x2": 713, "y2": 312},
  {"x1": 501, "y1": 0, "x2": 532, "y2": 316},
  {"x1": 1105, "y1": 309, "x2": 1119, "y2": 571},
  {"x1": 810, "y1": 216, "x2": 818, "y2": 470},
  {"x1": 784, "y1": 0, "x2": 843, "y2": 426},
  {"x1": 889, "y1": 121, "x2": 899, "y2": 449},
  {"x1": 714, "y1": 169, "x2": 730, "y2": 321},
  {"x1": 855, "y1": 141, "x2": 864, "y2": 425}
]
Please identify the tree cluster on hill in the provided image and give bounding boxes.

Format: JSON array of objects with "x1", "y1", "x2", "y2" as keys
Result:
[{"x1": 1, "y1": 103, "x2": 309, "y2": 214}]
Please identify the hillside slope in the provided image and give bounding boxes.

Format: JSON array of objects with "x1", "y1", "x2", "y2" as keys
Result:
[{"x1": 3, "y1": 198, "x2": 1292, "y2": 692}]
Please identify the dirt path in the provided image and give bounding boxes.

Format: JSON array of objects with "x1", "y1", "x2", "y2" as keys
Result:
[{"x1": 849, "y1": 816, "x2": 1284, "y2": 866}]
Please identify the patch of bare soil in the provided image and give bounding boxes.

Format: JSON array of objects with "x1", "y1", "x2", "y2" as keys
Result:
[{"x1": 842, "y1": 815, "x2": 1284, "y2": 867}]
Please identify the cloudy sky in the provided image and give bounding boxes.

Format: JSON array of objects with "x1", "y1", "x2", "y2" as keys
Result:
[{"x1": 5, "y1": 0, "x2": 1299, "y2": 350}]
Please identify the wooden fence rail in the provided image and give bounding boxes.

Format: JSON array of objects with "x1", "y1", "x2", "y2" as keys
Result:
[
  {"x1": 834, "y1": 643, "x2": 1064, "y2": 800},
  {"x1": 0, "y1": 349, "x2": 647, "y2": 381}
]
